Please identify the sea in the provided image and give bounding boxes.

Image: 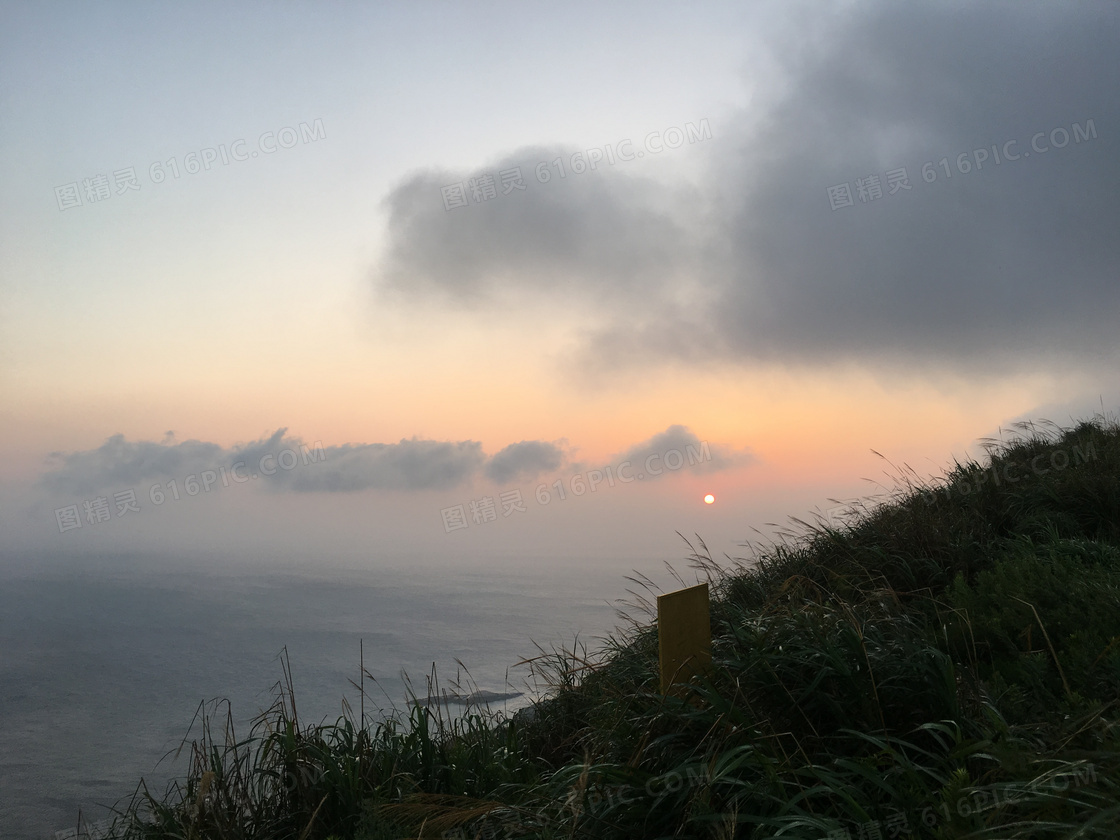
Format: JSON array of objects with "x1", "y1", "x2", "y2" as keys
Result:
[{"x1": 0, "y1": 553, "x2": 660, "y2": 840}]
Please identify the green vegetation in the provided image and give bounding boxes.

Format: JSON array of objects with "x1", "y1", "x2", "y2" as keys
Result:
[{"x1": 95, "y1": 416, "x2": 1120, "y2": 838}]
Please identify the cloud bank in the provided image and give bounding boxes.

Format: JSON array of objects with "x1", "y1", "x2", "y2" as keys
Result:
[
  {"x1": 371, "y1": 0, "x2": 1120, "y2": 377},
  {"x1": 38, "y1": 426, "x2": 743, "y2": 497}
]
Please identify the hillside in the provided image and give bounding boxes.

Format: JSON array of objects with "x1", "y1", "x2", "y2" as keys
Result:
[{"x1": 103, "y1": 416, "x2": 1120, "y2": 839}]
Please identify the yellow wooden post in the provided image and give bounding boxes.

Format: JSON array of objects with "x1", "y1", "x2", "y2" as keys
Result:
[{"x1": 657, "y1": 582, "x2": 711, "y2": 694}]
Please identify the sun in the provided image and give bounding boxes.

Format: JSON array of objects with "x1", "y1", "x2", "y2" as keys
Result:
[{"x1": 704, "y1": 494, "x2": 715, "y2": 504}]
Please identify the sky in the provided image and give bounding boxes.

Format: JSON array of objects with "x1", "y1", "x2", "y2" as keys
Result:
[{"x1": 1, "y1": 0, "x2": 1118, "y2": 576}]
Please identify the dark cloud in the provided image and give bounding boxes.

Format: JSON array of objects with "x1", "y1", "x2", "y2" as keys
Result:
[
  {"x1": 39, "y1": 430, "x2": 487, "y2": 496},
  {"x1": 484, "y1": 440, "x2": 566, "y2": 484},
  {"x1": 41, "y1": 433, "x2": 226, "y2": 495},
  {"x1": 38, "y1": 427, "x2": 745, "y2": 496},
  {"x1": 370, "y1": 0, "x2": 1120, "y2": 377},
  {"x1": 611, "y1": 425, "x2": 753, "y2": 475},
  {"x1": 694, "y1": 0, "x2": 1120, "y2": 374},
  {"x1": 374, "y1": 145, "x2": 709, "y2": 312},
  {"x1": 280, "y1": 438, "x2": 485, "y2": 492}
]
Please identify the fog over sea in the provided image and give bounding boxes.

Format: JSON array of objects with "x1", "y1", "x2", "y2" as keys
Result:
[{"x1": 0, "y1": 552, "x2": 656, "y2": 840}]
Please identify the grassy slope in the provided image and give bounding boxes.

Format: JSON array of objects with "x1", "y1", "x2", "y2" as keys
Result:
[{"x1": 106, "y1": 416, "x2": 1120, "y2": 839}]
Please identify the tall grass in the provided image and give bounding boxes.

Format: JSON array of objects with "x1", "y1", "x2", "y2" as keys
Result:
[{"x1": 91, "y1": 414, "x2": 1120, "y2": 839}]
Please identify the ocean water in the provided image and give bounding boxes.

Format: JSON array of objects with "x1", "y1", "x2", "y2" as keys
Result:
[{"x1": 0, "y1": 557, "x2": 648, "y2": 840}]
